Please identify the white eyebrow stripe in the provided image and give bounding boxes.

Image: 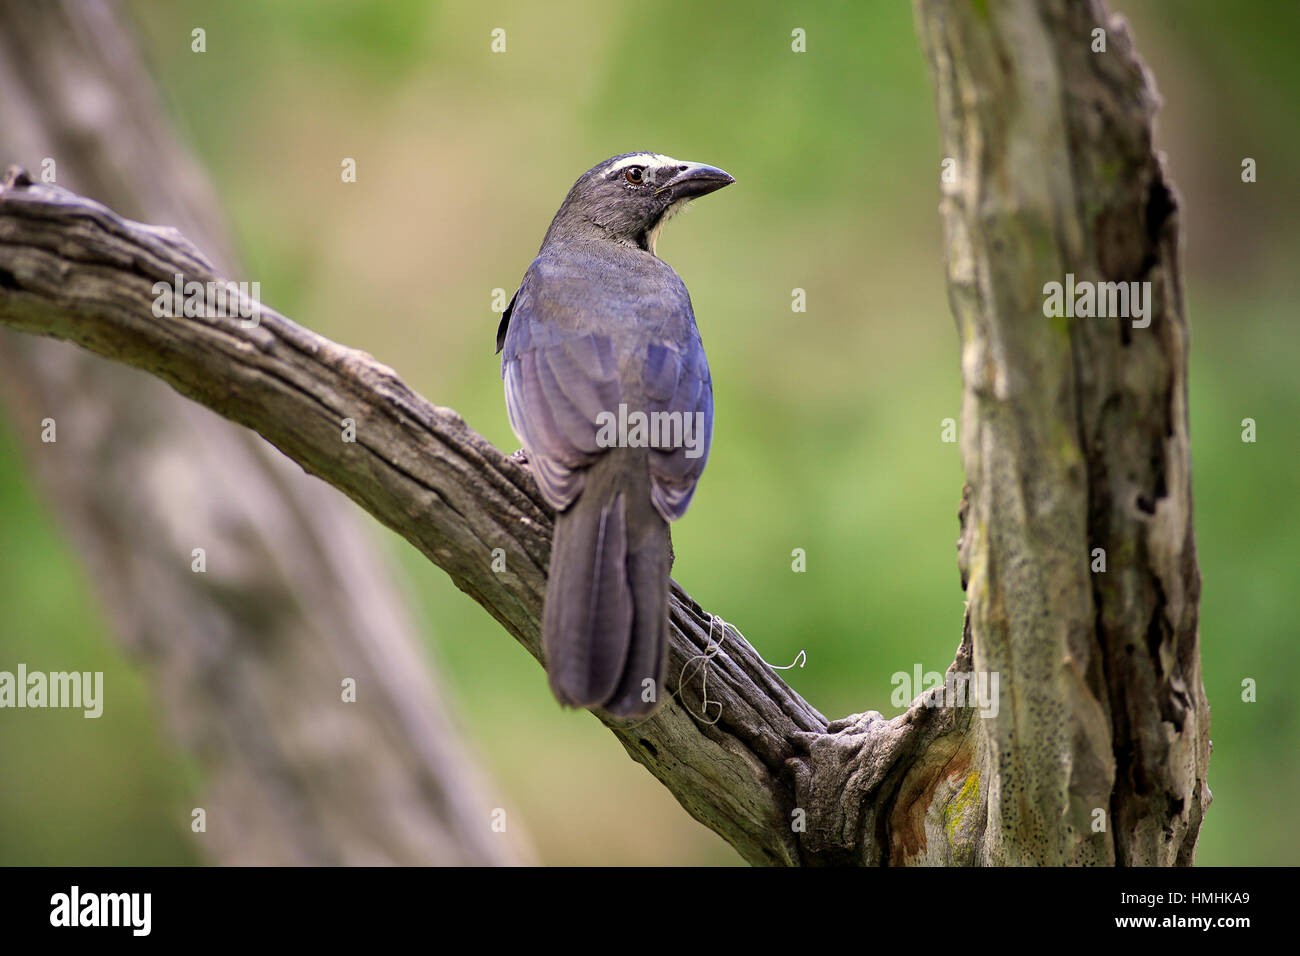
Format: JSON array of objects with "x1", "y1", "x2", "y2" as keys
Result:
[{"x1": 607, "y1": 153, "x2": 674, "y2": 174}]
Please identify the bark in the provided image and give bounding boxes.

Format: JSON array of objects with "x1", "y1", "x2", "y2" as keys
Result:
[
  {"x1": 0, "y1": 0, "x2": 1210, "y2": 866},
  {"x1": 0, "y1": 0, "x2": 526, "y2": 866},
  {"x1": 912, "y1": 0, "x2": 1210, "y2": 863}
]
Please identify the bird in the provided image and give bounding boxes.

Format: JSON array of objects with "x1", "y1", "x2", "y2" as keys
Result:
[{"x1": 497, "y1": 152, "x2": 734, "y2": 718}]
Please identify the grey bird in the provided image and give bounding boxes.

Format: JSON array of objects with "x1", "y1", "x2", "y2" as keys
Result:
[{"x1": 497, "y1": 151, "x2": 734, "y2": 717}]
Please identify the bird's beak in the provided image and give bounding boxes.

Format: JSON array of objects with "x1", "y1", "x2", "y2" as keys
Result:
[{"x1": 657, "y1": 162, "x2": 736, "y2": 200}]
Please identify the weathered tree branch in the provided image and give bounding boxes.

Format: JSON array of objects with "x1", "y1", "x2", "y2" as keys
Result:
[{"x1": 0, "y1": 170, "x2": 833, "y2": 865}]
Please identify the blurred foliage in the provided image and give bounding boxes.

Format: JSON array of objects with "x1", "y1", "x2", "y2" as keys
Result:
[{"x1": 0, "y1": 0, "x2": 1296, "y2": 865}]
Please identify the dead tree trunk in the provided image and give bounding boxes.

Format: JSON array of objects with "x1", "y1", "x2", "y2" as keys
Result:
[
  {"x1": 912, "y1": 0, "x2": 1210, "y2": 863},
  {"x1": 0, "y1": 0, "x2": 528, "y2": 866},
  {"x1": 0, "y1": 0, "x2": 1209, "y2": 864}
]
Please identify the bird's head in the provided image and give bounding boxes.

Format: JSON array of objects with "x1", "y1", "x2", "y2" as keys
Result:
[{"x1": 542, "y1": 152, "x2": 735, "y2": 256}]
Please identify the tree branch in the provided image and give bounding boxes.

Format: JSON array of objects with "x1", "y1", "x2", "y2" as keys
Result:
[{"x1": 0, "y1": 169, "x2": 833, "y2": 866}]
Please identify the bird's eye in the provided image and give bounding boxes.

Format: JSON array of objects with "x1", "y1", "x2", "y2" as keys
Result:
[{"x1": 624, "y1": 166, "x2": 645, "y2": 185}]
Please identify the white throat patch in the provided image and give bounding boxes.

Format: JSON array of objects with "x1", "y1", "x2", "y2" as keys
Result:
[{"x1": 645, "y1": 198, "x2": 690, "y2": 257}]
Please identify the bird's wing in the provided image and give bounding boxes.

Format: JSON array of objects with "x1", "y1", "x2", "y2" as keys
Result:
[
  {"x1": 642, "y1": 336, "x2": 713, "y2": 522},
  {"x1": 501, "y1": 262, "x2": 622, "y2": 511},
  {"x1": 500, "y1": 248, "x2": 713, "y2": 519}
]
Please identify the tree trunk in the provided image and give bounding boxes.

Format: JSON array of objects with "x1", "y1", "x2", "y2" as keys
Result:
[
  {"x1": 0, "y1": 0, "x2": 529, "y2": 866},
  {"x1": 911, "y1": 0, "x2": 1210, "y2": 863}
]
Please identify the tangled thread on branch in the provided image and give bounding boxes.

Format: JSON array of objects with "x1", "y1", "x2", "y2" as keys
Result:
[{"x1": 625, "y1": 614, "x2": 807, "y2": 728}]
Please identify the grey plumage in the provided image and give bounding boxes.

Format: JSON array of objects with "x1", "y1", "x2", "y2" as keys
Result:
[{"x1": 498, "y1": 152, "x2": 733, "y2": 717}]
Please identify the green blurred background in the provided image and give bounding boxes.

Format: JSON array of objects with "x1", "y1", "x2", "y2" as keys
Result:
[{"x1": 1, "y1": 0, "x2": 1296, "y2": 865}]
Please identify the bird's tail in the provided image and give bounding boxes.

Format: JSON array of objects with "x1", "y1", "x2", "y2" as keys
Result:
[{"x1": 543, "y1": 453, "x2": 670, "y2": 717}]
